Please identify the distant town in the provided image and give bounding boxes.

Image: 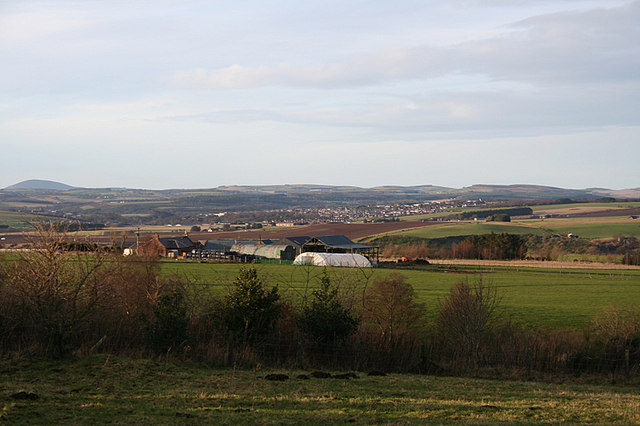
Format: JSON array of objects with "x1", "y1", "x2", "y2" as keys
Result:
[{"x1": 197, "y1": 199, "x2": 485, "y2": 231}]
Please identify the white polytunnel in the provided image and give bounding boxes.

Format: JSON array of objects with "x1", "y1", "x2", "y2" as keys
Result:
[{"x1": 292, "y1": 252, "x2": 372, "y2": 268}]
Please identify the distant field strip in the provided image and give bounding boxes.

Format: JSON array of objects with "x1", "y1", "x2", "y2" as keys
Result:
[
  {"x1": 378, "y1": 217, "x2": 640, "y2": 239},
  {"x1": 400, "y1": 202, "x2": 640, "y2": 222},
  {"x1": 0, "y1": 210, "x2": 53, "y2": 229},
  {"x1": 532, "y1": 202, "x2": 640, "y2": 214}
]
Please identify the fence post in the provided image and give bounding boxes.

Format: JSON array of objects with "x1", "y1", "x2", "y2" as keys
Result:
[{"x1": 625, "y1": 348, "x2": 630, "y2": 377}]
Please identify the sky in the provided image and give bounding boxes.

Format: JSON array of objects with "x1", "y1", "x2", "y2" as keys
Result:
[{"x1": 1, "y1": 0, "x2": 639, "y2": 190}]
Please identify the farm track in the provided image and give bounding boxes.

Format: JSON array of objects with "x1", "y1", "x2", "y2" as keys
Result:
[
  {"x1": 426, "y1": 258, "x2": 640, "y2": 270},
  {"x1": 564, "y1": 207, "x2": 640, "y2": 218}
]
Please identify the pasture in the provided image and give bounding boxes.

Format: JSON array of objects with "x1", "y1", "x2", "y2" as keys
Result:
[
  {"x1": 399, "y1": 201, "x2": 640, "y2": 222},
  {"x1": 161, "y1": 261, "x2": 640, "y2": 329},
  {"x1": 531, "y1": 201, "x2": 640, "y2": 214},
  {"x1": 0, "y1": 210, "x2": 51, "y2": 231},
  {"x1": 2, "y1": 354, "x2": 640, "y2": 424},
  {"x1": 368, "y1": 216, "x2": 640, "y2": 240}
]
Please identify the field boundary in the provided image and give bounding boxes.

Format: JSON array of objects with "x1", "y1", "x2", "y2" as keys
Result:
[{"x1": 425, "y1": 258, "x2": 640, "y2": 270}]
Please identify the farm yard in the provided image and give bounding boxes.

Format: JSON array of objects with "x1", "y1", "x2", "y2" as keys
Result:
[
  {"x1": 2, "y1": 0, "x2": 639, "y2": 418},
  {"x1": 2, "y1": 199, "x2": 640, "y2": 424}
]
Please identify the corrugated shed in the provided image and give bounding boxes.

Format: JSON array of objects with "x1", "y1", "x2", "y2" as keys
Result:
[
  {"x1": 202, "y1": 241, "x2": 230, "y2": 252},
  {"x1": 283, "y1": 235, "x2": 376, "y2": 250},
  {"x1": 231, "y1": 243, "x2": 295, "y2": 260},
  {"x1": 281, "y1": 236, "x2": 311, "y2": 247},
  {"x1": 158, "y1": 236, "x2": 195, "y2": 250},
  {"x1": 313, "y1": 235, "x2": 376, "y2": 249}
]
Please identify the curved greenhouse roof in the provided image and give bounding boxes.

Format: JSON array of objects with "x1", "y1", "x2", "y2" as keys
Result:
[
  {"x1": 231, "y1": 243, "x2": 295, "y2": 260},
  {"x1": 292, "y1": 252, "x2": 372, "y2": 268}
]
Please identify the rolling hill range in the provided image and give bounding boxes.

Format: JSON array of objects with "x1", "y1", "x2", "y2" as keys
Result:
[
  {"x1": 4, "y1": 180, "x2": 638, "y2": 200},
  {"x1": 1, "y1": 180, "x2": 638, "y2": 228},
  {"x1": 215, "y1": 183, "x2": 640, "y2": 200}
]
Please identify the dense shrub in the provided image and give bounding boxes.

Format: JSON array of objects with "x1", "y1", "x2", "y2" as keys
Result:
[
  {"x1": 436, "y1": 279, "x2": 500, "y2": 368},
  {"x1": 218, "y1": 266, "x2": 281, "y2": 352},
  {"x1": 297, "y1": 271, "x2": 359, "y2": 351},
  {"x1": 581, "y1": 304, "x2": 640, "y2": 373},
  {"x1": 0, "y1": 226, "x2": 115, "y2": 357},
  {"x1": 0, "y1": 225, "x2": 185, "y2": 357},
  {"x1": 486, "y1": 214, "x2": 511, "y2": 222},
  {"x1": 362, "y1": 273, "x2": 424, "y2": 346},
  {"x1": 144, "y1": 289, "x2": 190, "y2": 355},
  {"x1": 622, "y1": 250, "x2": 640, "y2": 265}
]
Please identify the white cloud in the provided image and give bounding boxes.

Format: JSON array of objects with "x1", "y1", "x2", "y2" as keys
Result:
[
  {"x1": 1, "y1": 0, "x2": 638, "y2": 189},
  {"x1": 171, "y1": 1, "x2": 640, "y2": 90}
]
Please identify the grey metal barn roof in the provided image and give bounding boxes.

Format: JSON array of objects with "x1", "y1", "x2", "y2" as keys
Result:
[
  {"x1": 201, "y1": 241, "x2": 230, "y2": 251},
  {"x1": 158, "y1": 236, "x2": 195, "y2": 250},
  {"x1": 312, "y1": 235, "x2": 377, "y2": 250},
  {"x1": 204, "y1": 239, "x2": 273, "y2": 250},
  {"x1": 281, "y1": 236, "x2": 312, "y2": 247},
  {"x1": 282, "y1": 235, "x2": 376, "y2": 250}
]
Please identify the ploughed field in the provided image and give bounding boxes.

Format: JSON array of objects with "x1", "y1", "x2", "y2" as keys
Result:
[
  {"x1": 161, "y1": 261, "x2": 640, "y2": 329},
  {"x1": 187, "y1": 220, "x2": 433, "y2": 241},
  {"x1": 0, "y1": 219, "x2": 434, "y2": 245}
]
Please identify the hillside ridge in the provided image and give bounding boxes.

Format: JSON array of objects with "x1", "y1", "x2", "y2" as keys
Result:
[{"x1": 3, "y1": 179, "x2": 76, "y2": 191}]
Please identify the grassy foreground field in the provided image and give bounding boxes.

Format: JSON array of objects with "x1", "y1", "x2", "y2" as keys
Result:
[
  {"x1": 161, "y1": 262, "x2": 640, "y2": 329},
  {"x1": 2, "y1": 354, "x2": 640, "y2": 424}
]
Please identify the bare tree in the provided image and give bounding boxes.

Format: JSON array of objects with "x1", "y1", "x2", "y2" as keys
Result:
[
  {"x1": 362, "y1": 273, "x2": 424, "y2": 346},
  {"x1": 436, "y1": 278, "x2": 501, "y2": 368},
  {"x1": 0, "y1": 223, "x2": 110, "y2": 356}
]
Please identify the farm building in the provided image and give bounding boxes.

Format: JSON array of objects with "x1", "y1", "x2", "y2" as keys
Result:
[
  {"x1": 187, "y1": 240, "x2": 235, "y2": 261},
  {"x1": 279, "y1": 235, "x2": 378, "y2": 260},
  {"x1": 139, "y1": 234, "x2": 196, "y2": 258},
  {"x1": 230, "y1": 243, "x2": 296, "y2": 261},
  {"x1": 135, "y1": 234, "x2": 376, "y2": 263},
  {"x1": 293, "y1": 252, "x2": 372, "y2": 268}
]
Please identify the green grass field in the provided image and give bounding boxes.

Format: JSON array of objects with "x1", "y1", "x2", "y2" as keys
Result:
[
  {"x1": 0, "y1": 210, "x2": 51, "y2": 230},
  {"x1": 161, "y1": 261, "x2": 640, "y2": 329},
  {"x1": 2, "y1": 354, "x2": 640, "y2": 424},
  {"x1": 372, "y1": 218, "x2": 640, "y2": 239},
  {"x1": 377, "y1": 222, "x2": 548, "y2": 239},
  {"x1": 398, "y1": 201, "x2": 640, "y2": 222},
  {"x1": 530, "y1": 202, "x2": 640, "y2": 212},
  {"x1": 530, "y1": 219, "x2": 640, "y2": 238}
]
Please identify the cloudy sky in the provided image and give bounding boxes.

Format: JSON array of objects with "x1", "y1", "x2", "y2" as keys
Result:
[{"x1": 1, "y1": 0, "x2": 638, "y2": 190}]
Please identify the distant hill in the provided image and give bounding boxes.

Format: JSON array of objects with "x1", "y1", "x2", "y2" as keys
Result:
[
  {"x1": 209, "y1": 184, "x2": 638, "y2": 200},
  {"x1": 3, "y1": 180, "x2": 639, "y2": 201},
  {"x1": 3, "y1": 179, "x2": 76, "y2": 191},
  {"x1": 586, "y1": 187, "x2": 640, "y2": 199}
]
